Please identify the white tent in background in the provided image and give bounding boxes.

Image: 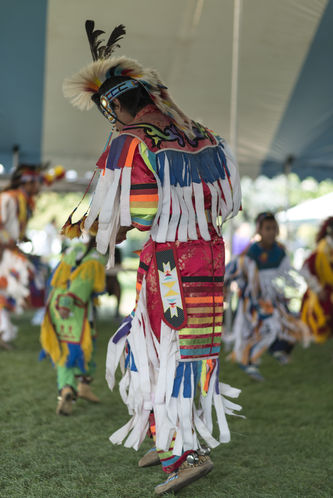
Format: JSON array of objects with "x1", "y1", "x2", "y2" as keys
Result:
[{"x1": 277, "y1": 192, "x2": 333, "y2": 224}]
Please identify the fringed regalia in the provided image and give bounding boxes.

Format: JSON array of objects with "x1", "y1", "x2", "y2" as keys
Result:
[
  {"x1": 0, "y1": 188, "x2": 34, "y2": 342},
  {"x1": 85, "y1": 104, "x2": 243, "y2": 471},
  {"x1": 0, "y1": 165, "x2": 65, "y2": 345},
  {"x1": 301, "y1": 237, "x2": 333, "y2": 342},
  {"x1": 226, "y1": 241, "x2": 309, "y2": 367},
  {"x1": 62, "y1": 19, "x2": 243, "y2": 475},
  {"x1": 40, "y1": 242, "x2": 106, "y2": 390}
]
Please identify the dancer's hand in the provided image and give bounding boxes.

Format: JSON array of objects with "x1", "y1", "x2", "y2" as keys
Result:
[{"x1": 116, "y1": 226, "x2": 131, "y2": 244}]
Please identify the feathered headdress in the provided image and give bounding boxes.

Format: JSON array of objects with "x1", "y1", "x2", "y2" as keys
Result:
[
  {"x1": 63, "y1": 20, "x2": 193, "y2": 136},
  {"x1": 85, "y1": 20, "x2": 125, "y2": 61},
  {"x1": 6, "y1": 163, "x2": 65, "y2": 189},
  {"x1": 7, "y1": 163, "x2": 65, "y2": 186},
  {"x1": 10, "y1": 163, "x2": 46, "y2": 185}
]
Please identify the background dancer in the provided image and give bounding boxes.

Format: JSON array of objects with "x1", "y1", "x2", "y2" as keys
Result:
[
  {"x1": 226, "y1": 212, "x2": 309, "y2": 381},
  {"x1": 40, "y1": 235, "x2": 106, "y2": 415},
  {"x1": 301, "y1": 216, "x2": 333, "y2": 343},
  {"x1": 0, "y1": 164, "x2": 64, "y2": 349},
  {"x1": 63, "y1": 20, "x2": 242, "y2": 494}
]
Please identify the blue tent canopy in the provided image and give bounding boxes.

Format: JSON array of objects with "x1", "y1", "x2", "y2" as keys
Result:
[
  {"x1": 0, "y1": 0, "x2": 332, "y2": 181},
  {"x1": 261, "y1": 0, "x2": 333, "y2": 181}
]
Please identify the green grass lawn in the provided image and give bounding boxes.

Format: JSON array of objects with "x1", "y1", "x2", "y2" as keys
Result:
[{"x1": 1, "y1": 314, "x2": 332, "y2": 497}]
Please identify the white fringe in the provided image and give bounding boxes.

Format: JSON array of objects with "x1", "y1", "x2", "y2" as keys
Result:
[
  {"x1": 0, "y1": 309, "x2": 18, "y2": 342},
  {"x1": 96, "y1": 170, "x2": 121, "y2": 255},
  {"x1": 207, "y1": 182, "x2": 219, "y2": 235},
  {"x1": 218, "y1": 177, "x2": 233, "y2": 220},
  {"x1": 166, "y1": 187, "x2": 180, "y2": 241},
  {"x1": 156, "y1": 157, "x2": 171, "y2": 243},
  {"x1": 175, "y1": 185, "x2": 189, "y2": 242},
  {"x1": 0, "y1": 249, "x2": 30, "y2": 309},
  {"x1": 183, "y1": 185, "x2": 198, "y2": 240},
  {"x1": 193, "y1": 182, "x2": 210, "y2": 240},
  {"x1": 216, "y1": 180, "x2": 229, "y2": 225},
  {"x1": 105, "y1": 206, "x2": 120, "y2": 269},
  {"x1": 150, "y1": 174, "x2": 163, "y2": 241},
  {"x1": 106, "y1": 280, "x2": 243, "y2": 454},
  {"x1": 223, "y1": 140, "x2": 242, "y2": 217},
  {"x1": 85, "y1": 169, "x2": 114, "y2": 230}
]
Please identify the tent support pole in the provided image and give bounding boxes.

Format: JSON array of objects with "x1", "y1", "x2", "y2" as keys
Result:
[
  {"x1": 228, "y1": 0, "x2": 242, "y2": 258},
  {"x1": 230, "y1": 0, "x2": 242, "y2": 158},
  {"x1": 225, "y1": 0, "x2": 243, "y2": 334},
  {"x1": 283, "y1": 155, "x2": 294, "y2": 247}
]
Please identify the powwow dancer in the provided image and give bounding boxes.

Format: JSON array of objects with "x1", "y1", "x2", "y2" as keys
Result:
[
  {"x1": 301, "y1": 217, "x2": 333, "y2": 342},
  {"x1": 63, "y1": 20, "x2": 243, "y2": 494},
  {"x1": 226, "y1": 212, "x2": 309, "y2": 381},
  {"x1": 40, "y1": 236, "x2": 106, "y2": 415},
  {"x1": 0, "y1": 164, "x2": 64, "y2": 349}
]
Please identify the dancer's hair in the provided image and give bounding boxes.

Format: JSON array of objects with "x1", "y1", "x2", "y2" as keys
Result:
[
  {"x1": 255, "y1": 212, "x2": 278, "y2": 232},
  {"x1": 316, "y1": 216, "x2": 333, "y2": 243},
  {"x1": 95, "y1": 76, "x2": 153, "y2": 117}
]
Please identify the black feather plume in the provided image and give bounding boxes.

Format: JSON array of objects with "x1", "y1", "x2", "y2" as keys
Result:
[
  {"x1": 104, "y1": 24, "x2": 126, "y2": 58},
  {"x1": 85, "y1": 20, "x2": 105, "y2": 61},
  {"x1": 85, "y1": 20, "x2": 126, "y2": 61}
]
